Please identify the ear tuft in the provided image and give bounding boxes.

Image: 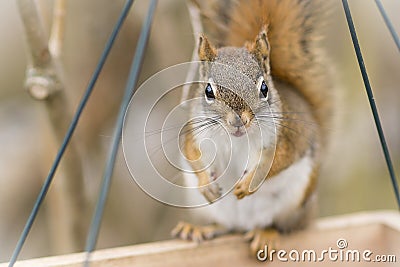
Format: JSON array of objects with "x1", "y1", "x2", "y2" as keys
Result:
[
  {"x1": 198, "y1": 34, "x2": 217, "y2": 61},
  {"x1": 247, "y1": 25, "x2": 270, "y2": 63}
]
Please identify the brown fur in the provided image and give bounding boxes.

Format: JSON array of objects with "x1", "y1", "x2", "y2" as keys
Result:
[
  {"x1": 174, "y1": 0, "x2": 334, "y2": 247},
  {"x1": 198, "y1": 35, "x2": 217, "y2": 61},
  {"x1": 189, "y1": 0, "x2": 334, "y2": 205},
  {"x1": 183, "y1": 129, "x2": 208, "y2": 185},
  {"x1": 193, "y1": 0, "x2": 334, "y2": 146},
  {"x1": 301, "y1": 165, "x2": 319, "y2": 206},
  {"x1": 246, "y1": 26, "x2": 270, "y2": 66},
  {"x1": 185, "y1": 0, "x2": 335, "y2": 209},
  {"x1": 268, "y1": 79, "x2": 319, "y2": 176}
]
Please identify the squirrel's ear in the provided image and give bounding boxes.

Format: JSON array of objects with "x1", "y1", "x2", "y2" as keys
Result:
[
  {"x1": 198, "y1": 34, "x2": 217, "y2": 61},
  {"x1": 247, "y1": 26, "x2": 270, "y2": 63}
]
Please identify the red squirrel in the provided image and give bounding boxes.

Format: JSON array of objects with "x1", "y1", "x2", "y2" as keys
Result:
[{"x1": 173, "y1": 0, "x2": 334, "y2": 255}]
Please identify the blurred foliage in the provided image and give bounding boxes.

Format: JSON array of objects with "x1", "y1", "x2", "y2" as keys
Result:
[{"x1": 0, "y1": 0, "x2": 399, "y2": 262}]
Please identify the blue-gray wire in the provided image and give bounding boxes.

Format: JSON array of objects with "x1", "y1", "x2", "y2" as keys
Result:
[
  {"x1": 342, "y1": 0, "x2": 400, "y2": 209},
  {"x1": 83, "y1": 0, "x2": 158, "y2": 266},
  {"x1": 8, "y1": 1, "x2": 135, "y2": 266},
  {"x1": 375, "y1": 0, "x2": 400, "y2": 53}
]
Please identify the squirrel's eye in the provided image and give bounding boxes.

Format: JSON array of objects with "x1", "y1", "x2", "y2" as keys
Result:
[
  {"x1": 205, "y1": 83, "x2": 215, "y2": 102},
  {"x1": 257, "y1": 77, "x2": 269, "y2": 100}
]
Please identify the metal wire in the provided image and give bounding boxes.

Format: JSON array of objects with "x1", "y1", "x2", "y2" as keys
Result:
[
  {"x1": 341, "y1": 0, "x2": 400, "y2": 209},
  {"x1": 375, "y1": 0, "x2": 400, "y2": 53},
  {"x1": 8, "y1": 1, "x2": 135, "y2": 266},
  {"x1": 83, "y1": 0, "x2": 158, "y2": 266}
]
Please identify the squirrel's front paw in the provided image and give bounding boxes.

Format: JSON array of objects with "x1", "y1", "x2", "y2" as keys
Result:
[
  {"x1": 234, "y1": 177, "x2": 253, "y2": 199},
  {"x1": 200, "y1": 182, "x2": 221, "y2": 203}
]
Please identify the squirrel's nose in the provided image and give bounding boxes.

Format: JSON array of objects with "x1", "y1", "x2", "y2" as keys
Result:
[
  {"x1": 228, "y1": 116, "x2": 243, "y2": 128},
  {"x1": 227, "y1": 111, "x2": 251, "y2": 128}
]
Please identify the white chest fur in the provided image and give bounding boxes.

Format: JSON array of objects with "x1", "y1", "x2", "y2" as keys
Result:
[{"x1": 183, "y1": 149, "x2": 313, "y2": 231}]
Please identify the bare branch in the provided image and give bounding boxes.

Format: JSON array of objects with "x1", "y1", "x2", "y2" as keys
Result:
[
  {"x1": 180, "y1": 0, "x2": 203, "y2": 107},
  {"x1": 16, "y1": 0, "x2": 86, "y2": 252},
  {"x1": 17, "y1": 0, "x2": 62, "y2": 99},
  {"x1": 49, "y1": 0, "x2": 67, "y2": 59}
]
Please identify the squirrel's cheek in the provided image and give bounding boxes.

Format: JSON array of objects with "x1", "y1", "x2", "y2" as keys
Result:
[{"x1": 241, "y1": 111, "x2": 252, "y2": 128}]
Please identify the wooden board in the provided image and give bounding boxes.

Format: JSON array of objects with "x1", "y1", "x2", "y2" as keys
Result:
[{"x1": 2, "y1": 211, "x2": 400, "y2": 267}]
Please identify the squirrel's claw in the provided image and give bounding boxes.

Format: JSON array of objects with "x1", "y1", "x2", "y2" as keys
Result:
[
  {"x1": 245, "y1": 228, "x2": 280, "y2": 256},
  {"x1": 171, "y1": 221, "x2": 228, "y2": 243}
]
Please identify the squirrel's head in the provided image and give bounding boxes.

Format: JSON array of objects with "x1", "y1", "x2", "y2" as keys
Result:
[{"x1": 195, "y1": 27, "x2": 279, "y2": 138}]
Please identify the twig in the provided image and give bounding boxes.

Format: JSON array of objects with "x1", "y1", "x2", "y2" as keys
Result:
[
  {"x1": 49, "y1": 0, "x2": 67, "y2": 59},
  {"x1": 17, "y1": 0, "x2": 60, "y2": 100},
  {"x1": 16, "y1": 0, "x2": 86, "y2": 252},
  {"x1": 180, "y1": 0, "x2": 203, "y2": 107}
]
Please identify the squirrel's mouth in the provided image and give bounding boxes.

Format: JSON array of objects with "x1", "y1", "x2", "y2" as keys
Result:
[{"x1": 232, "y1": 128, "x2": 245, "y2": 137}]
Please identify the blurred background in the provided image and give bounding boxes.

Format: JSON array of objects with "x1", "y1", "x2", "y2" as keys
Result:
[{"x1": 0, "y1": 0, "x2": 399, "y2": 262}]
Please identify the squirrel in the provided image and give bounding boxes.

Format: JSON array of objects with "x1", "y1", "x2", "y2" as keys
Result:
[{"x1": 172, "y1": 0, "x2": 334, "y2": 255}]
